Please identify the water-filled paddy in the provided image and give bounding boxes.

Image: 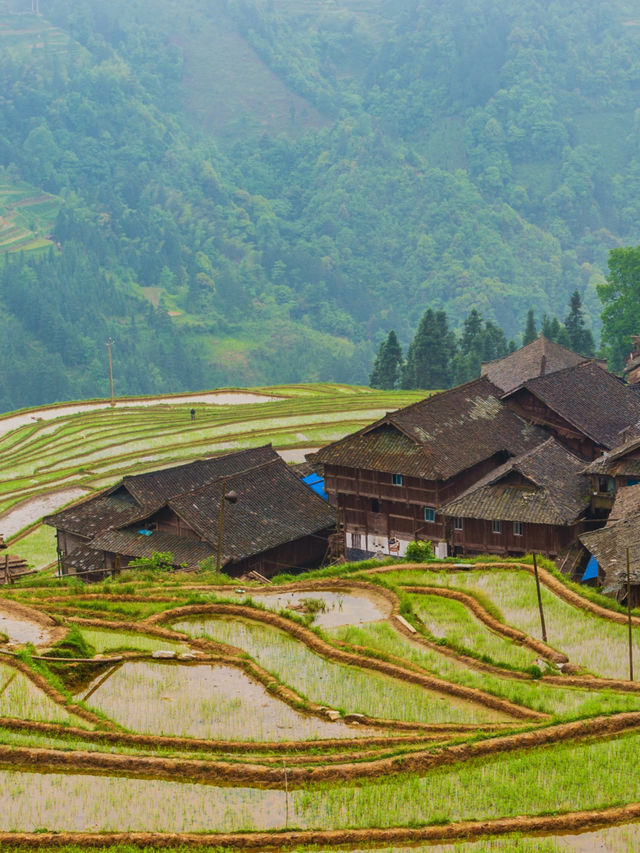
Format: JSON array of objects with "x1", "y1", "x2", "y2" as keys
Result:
[
  {"x1": 174, "y1": 615, "x2": 511, "y2": 725},
  {"x1": 0, "y1": 663, "x2": 80, "y2": 724},
  {"x1": 247, "y1": 587, "x2": 392, "y2": 628},
  {"x1": 78, "y1": 660, "x2": 383, "y2": 740}
]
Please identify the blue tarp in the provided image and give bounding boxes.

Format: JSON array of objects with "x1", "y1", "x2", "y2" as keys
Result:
[
  {"x1": 302, "y1": 473, "x2": 328, "y2": 501},
  {"x1": 582, "y1": 555, "x2": 599, "y2": 582}
]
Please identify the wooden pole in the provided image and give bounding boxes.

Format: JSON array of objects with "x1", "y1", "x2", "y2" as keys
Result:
[
  {"x1": 216, "y1": 479, "x2": 227, "y2": 571},
  {"x1": 283, "y1": 759, "x2": 289, "y2": 827},
  {"x1": 627, "y1": 547, "x2": 634, "y2": 682},
  {"x1": 107, "y1": 338, "x2": 115, "y2": 407},
  {"x1": 532, "y1": 553, "x2": 547, "y2": 643}
]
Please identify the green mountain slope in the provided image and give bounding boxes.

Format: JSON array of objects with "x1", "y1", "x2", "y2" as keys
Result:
[{"x1": 0, "y1": 0, "x2": 638, "y2": 409}]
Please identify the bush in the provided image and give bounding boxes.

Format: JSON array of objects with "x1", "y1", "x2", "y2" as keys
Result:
[{"x1": 405, "y1": 539, "x2": 434, "y2": 562}]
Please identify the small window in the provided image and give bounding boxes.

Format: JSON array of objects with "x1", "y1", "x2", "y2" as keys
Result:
[
  {"x1": 454, "y1": 517, "x2": 463, "y2": 531},
  {"x1": 392, "y1": 473, "x2": 403, "y2": 486},
  {"x1": 351, "y1": 533, "x2": 362, "y2": 549},
  {"x1": 424, "y1": 506, "x2": 435, "y2": 522},
  {"x1": 370, "y1": 498, "x2": 380, "y2": 513},
  {"x1": 492, "y1": 520, "x2": 502, "y2": 534},
  {"x1": 513, "y1": 521, "x2": 523, "y2": 536},
  {"x1": 598, "y1": 475, "x2": 616, "y2": 494}
]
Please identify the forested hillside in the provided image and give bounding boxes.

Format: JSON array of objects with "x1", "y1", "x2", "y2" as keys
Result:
[{"x1": 1, "y1": 0, "x2": 639, "y2": 409}]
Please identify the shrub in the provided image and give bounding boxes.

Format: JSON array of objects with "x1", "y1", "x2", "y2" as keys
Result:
[{"x1": 405, "y1": 539, "x2": 434, "y2": 562}]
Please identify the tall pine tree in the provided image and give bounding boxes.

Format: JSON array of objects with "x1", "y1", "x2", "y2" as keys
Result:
[
  {"x1": 523, "y1": 308, "x2": 538, "y2": 345},
  {"x1": 401, "y1": 309, "x2": 457, "y2": 390},
  {"x1": 564, "y1": 290, "x2": 595, "y2": 356},
  {"x1": 369, "y1": 330, "x2": 403, "y2": 389}
]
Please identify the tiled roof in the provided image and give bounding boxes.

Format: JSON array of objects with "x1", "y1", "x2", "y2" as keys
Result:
[
  {"x1": 585, "y1": 436, "x2": 640, "y2": 477},
  {"x1": 44, "y1": 491, "x2": 140, "y2": 537},
  {"x1": 481, "y1": 336, "x2": 592, "y2": 393},
  {"x1": 608, "y1": 483, "x2": 640, "y2": 523},
  {"x1": 88, "y1": 529, "x2": 216, "y2": 569},
  {"x1": 62, "y1": 545, "x2": 106, "y2": 576},
  {"x1": 313, "y1": 378, "x2": 546, "y2": 480},
  {"x1": 440, "y1": 438, "x2": 590, "y2": 525},
  {"x1": 580, "y1": 516, "x2": 640, "y2": 594},
  {"x1": 44, "y1": 445, "x2": 282, "y2": 536},
  {"x1": 122, "y1": 445, "x2": 278, "y2": 507},
  {"x1": 169, "y1": 458, "x2": 336, "y2": 565},
  {"x1": 504, "y1": 361, "x2": 640, "y2": 450}
]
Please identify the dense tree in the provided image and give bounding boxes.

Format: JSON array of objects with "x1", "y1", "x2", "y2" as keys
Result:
[
  {"x1": 564, "y1": 290, "x2": 595, "y2": 357},
  {"x1": 369, "y1": 330, "x2": 402, "y2": 389},
  {"x1": 401, "y1": 309, "x2": 457, "y2": 390},
  {"x1": 598, "y1": 247, "x2": 640, "y2": 372}
]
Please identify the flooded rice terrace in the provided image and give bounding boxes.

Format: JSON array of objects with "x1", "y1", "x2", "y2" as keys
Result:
[
  {"x1": 0, "y1": 610, "x2": 49, "y2": 646},
  {"x1": 246, "y1": 588, "x2": 393, "y2": 628},
  {"x1": 77, "y1": 660, "x2": 381, "y2": 740}
]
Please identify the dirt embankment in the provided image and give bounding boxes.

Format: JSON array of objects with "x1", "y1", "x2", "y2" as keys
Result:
[
  {"x1": 1, "y1": 656, "x2": 113, "y2": 728},
  {"x1": 0, "y1": 716, "x2": 443, "y2": 755},
  {"x1": 148, "y1": 602, "x2": 547, "y2": 721},
  {"x1": 4, "y1": 801, "x2": 640, "y2": 849},
  {"x1": 1, "y1": 709, "x2": 640, "y2": 787},
  {"x1": 403, "y1": 584, "x2": 567, "y2": 662}
]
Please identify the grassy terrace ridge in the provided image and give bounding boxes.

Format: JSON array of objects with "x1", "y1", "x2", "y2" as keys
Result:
[
  {"x1": 2, "y1": 561, "x2": 640, "y2": 845},
  {"x1": 0, "y1": 383, "x2": 426, "y2": 556}
]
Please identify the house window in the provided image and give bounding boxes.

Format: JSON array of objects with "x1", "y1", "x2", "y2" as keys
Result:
[
  {"x1": 424, "y1": 506, "x2": 435, "y2": 522},
  {"x1": 351, "y1": 533, "x2": 362, "y2": 549},
  {"x1": 492, "y1": 520, "x2": 502, "y2": 534},
  {"x1": 513, "y1": 521, "x2": 523, "y2": 536},
  {"x1": 597, "y1": 476, "x2": 616, "y2": 494},
  {"x1": 370, "y1": 498, "x2": 380, "y2": 513},
  {"x1": 392, "y1": 473, "x2": 403, "y2": 486},
  {"x1": 454, "y1": 517, "x2": 463, "y2": 530}
]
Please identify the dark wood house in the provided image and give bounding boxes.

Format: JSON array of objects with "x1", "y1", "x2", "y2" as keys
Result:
[
  {"x1": 583, "y1": 436, "x2": 640, "y2": 515},
  {"x1": 580, "y1": 485, "x2": 640, "y2": 606},
  {"x1": 310, "y1": 377, "x2": 546, "y2": 558},
  {"x1": 439, "y1": 438, "x2": 591, "y2": 558},
  {"x1": 502, "y1": 361, "x2": 640, "y2": 460},
  {"x1": 45, "y1": 445, "x2": 336, "y2": 580},
  {"x1": 311, "y1": 342, "x2": 640, "y2": 561}
]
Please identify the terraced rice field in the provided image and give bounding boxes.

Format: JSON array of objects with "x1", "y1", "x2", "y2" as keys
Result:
[{"x1": 1, "y1": 557, "x2": 640, "y2": 848}]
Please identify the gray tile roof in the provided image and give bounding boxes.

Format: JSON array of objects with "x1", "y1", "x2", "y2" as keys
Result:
[
  {"x1": 504, "y1": 362, "x2": 640, "y2": 450},
  {"x1": 88, "y1": 529, "x2": 216, "y2": 569},
  {"x1": 313, "y1": 378, "x2": 546, "y2": 480},
  {"x1": 481, "y1": 335, "x2": 590, "y2": 393},
  {"x1": 440, "y1": 438, "x2": 590, "y2": 525}
]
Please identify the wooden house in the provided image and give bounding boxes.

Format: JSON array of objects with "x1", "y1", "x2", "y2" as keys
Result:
[
  {"x1": 310, "y1": 377, "x2": 546, "y2": 558},
  {"x1": 502, "y1": 361, "x2": 640, "y2": 459},
  {"x1": 438, "y1": 438, "x2": 591, "y2": 558},
  {"x1": 311, "y1": 344, "x2": 640, "y2": 561},
  {"x1": 580, "y1": 485, "x2": 640, "y2": 606},
  {"x1": 583, "y1": 436, "x2": 640, "y2": 514},
  {"x1": 44, "y1": 445, "x2": 336, "y2": 580}
]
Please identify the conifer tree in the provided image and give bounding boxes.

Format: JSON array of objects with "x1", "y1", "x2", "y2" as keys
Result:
[
  {"x1": 564, "y1": 290, "x2": 595, "y2": 356},
  {"x1": 369, "y1": 330, "x2": 403, "y2": 389},
  {"x1": 523, "y1": 308, "x2": 537, "y2": 345},
  {"x1": 401, "y1": 309, "x2": 457, "y2": 390}
]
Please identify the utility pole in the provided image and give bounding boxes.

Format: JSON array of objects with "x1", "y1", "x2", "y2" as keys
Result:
[
  {"x1": 216, "y1": 482, "x2": 238, "y2": 571},
  {"x1": 627, "y1": 547, "x2": 634, "y2": 681},
  {"x1": 532, "y1": 553, "x2": 547, "y2": 643},
  {"x1": 106, "y1": 338, "x2": 115, "y2": 407}
]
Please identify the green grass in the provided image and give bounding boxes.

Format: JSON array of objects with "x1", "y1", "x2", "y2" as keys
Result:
[
  {"x1": 79, "y1": 628, "x2": 190, "y2": 655},
  {"x1": 174, "y1": 615, "x2": 510, "y2": 725},
  {"x1": 295, "y1": 730, "x2": 640, "y2": 829},
  {"x1": 326, "y1": 621, "x2": 640, "y2": 719},
  {"x1": 407, "y1": 592, "x2": 536, "y2": 671},
  {"x1": 384, "y1": 568, "x2": 640, "y2": 680}
]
